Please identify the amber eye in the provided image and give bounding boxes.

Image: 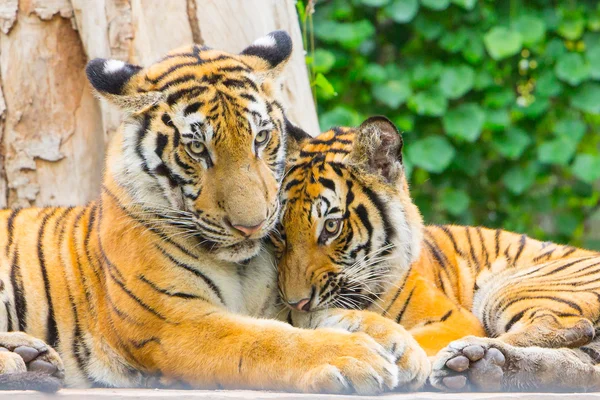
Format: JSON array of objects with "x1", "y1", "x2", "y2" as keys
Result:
[
  {"x1": 187, "y1": 141, "x2": 206, "y2": 156},
  {"x1": 255, "y1": 130, "x2": 271, "y2": 146},
  {"x1": 324, "y1": 219, "x2": 341, "y2": 235}
]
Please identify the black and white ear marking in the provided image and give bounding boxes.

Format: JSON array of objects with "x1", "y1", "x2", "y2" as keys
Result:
[
  {"x1": 240, "y1": 30, "x2": 293, "y2": 69},
  {"x1": 284, "y1": 116, "x2": 312, "y2": 162},
  {"x1": 356, "y1": 116, "x2": 404, "y2": 183},
  {"x1": 86, "y1": 58, "x2": 143, "y2": 95}
]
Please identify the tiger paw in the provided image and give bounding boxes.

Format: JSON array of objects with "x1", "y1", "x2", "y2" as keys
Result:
[
  {"x1": 297, "y1": 330, "x2": 399, "y2": 395},
  {"x1": 430, "y1": 336, "x2": 508, "y2": 392},
  {"x1": 0, "y1": 332, "x2": 65, "y2": 380},
  {"x1": 357, "y1": 313, "x2": 430, "y2": 391}
]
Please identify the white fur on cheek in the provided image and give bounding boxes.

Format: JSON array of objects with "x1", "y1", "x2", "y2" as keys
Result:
[{"x1": 104, "y1": 59, "x2": 126, "y2": 74}]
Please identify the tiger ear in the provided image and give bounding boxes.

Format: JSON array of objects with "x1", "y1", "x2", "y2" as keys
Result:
[
  {"x1": 352, "y1": 116, "x2": 404, "y2": 183},
  {"x1": 86, "y1": 58, "x2": 165, "y2": 113},
  {"x1": 284, "y1": 116, "x2": 312, "y2": 162},
  {"x1": 239, "y1": 30, "x2": 293, "y2": 80}
]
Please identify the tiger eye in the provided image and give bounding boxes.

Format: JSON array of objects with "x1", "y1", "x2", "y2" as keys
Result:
[
  {"x1": 255, "y1": 130, "x2": 270, "y2": 146},
  {"x1": 188, "y1": 141, "x2": 206, "y2": 155},
  {"x1": 324, "y1": 219, "x2": 340, "y2": 234}
]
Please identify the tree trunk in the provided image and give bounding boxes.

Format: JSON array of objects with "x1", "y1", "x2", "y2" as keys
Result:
[{"x1": 0, "y1": 0, "x2": 317, "y2": 208}]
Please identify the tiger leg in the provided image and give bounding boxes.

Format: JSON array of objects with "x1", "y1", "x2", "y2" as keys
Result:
[
  {"x1": 430, "y1": 335, "x2": 600, "y2": 392},
  {"x1": 0, "y1": 332, "x2": 64, "y2": 379}
]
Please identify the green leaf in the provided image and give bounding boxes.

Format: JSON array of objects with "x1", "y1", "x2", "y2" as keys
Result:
[
  {"x1": 408, "y1": 88, "x2": 448, "y2": 117},
  {"x1": 571, "y1": 82, "x2": 600, "y2": 114},
  {"x1": 385, "y1": 0, "x2": 419, "y2": 23},
  {"x1": 484, "y1": 87, "x2": 515, "y2": 108},
  {"x1": 535, "y1": 70, "x2": 563, "y2": 97},
  {"x1": 407, "y1": 136, "x2": 456, "y2": 173},
  {"x1": 372, "y1": 78, "x2": 412, "y2": 109},
  {"x1": 438, "y1": 65, "x2": 474, "y2": 99},
  {"x1": 492, "y1": 127, "x2": 532, "y2": 160},
  {"x1": 314, "y1": 20, "x2": 375, "y2": 49},
  {"x1": 363, "y1": 64, "x2": 387, "y2": 83},
  {"x1": 473, "y1": 70, "x2": 494, "y2": 90},
  {"x1": 421, "y1": 0, "x2": 450, "y2": 11},
  {"x1": 484, "y1": 27, "x2": 523, "y2": 60},
  {"x1": 394, "y1": 114, "x2": 415, "y2": 132},
  {"x1": 414, "y1": 15, "x2": 444, "y2": 40},
  {"x1": 361, "y1": 0, "x2": 390, "y2": 6},
  {"x1": 557, "y1": 13, "x2": 586, "y2": 40},
  {"x1": 537, "y1": 137, "x2": 578, "y2": 166},
  {"x1": 484, "y1": 108, "x2": 511, "y2": 131},
  {"x1": 439, "y1": 30, "x2": 468, "y2": 53},
  {"x1": 513, "y1": 15, "x2": 546, "y2": 46},
  {"x1": 451, "y1": 0, "x2": 476, "y2": 11},
  {"x1": 441, "y1": 188, "x2": 470, "y2": 216},
  {"x1": 462, "y1": 37, "x2": 484, "y2": 64},
  {"x1": 587, "y1": 45, "x2": 600, "y2": 80},
  {"x1": 319, "y1": 106, "x2": 361, "y2": 131},
  {"x1": 553, "y1": 118, "x2": 586, "y2": 143},
  {"x1": 313, "y1": 49, "x2": 336, "y2": 74},
  {"x1": 411, "y1": 62, "x2": 443, "y2": 88},
  {"x1": 443, "y1": 103, "x2": 485, "y2": 142},
  {"x1": 572, "y1": 154, "x2": 600, "y2": 183},
  {"x1": 555, "y1": 53, "x2": 591, "y2": 86},
  {"x1": 503, "y1": 163, "x2": 538, "y2": 195},
  {"x1": 314, "y1": 73, "x2": 337, "y2": 97}
]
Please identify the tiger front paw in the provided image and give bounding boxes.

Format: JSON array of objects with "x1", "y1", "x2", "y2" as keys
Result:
[
  {"x1": 297, "y1": 330, "x2": 399, "y2": 395},
  {"x1": 0, "y1": 332, "x2": 65, "y2": 380}
]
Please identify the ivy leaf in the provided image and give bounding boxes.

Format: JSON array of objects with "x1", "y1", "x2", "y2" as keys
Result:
[
  {"x1": 557, "y1": 12, "x2": 586, "y2": 40},
  {"x1": 443, "y1": 103, "x2": 485, "y2": 142},
  {"x1": 554, "y1": 118, "x2": 586, "y2": 143},
  {"x1": 441, "y1": 188, "x2": 470, "y2": 216},
  {"x1": 587, "y1": 45, "x2": 600, "y2": 80},
  {"x1": 451, "y1": 0, "x2": 476, "y2": 11},
  {"x1": 484, "y1": 27, "x2": 523, "y2": 60},
  {"x1": 408, "y1": 88, "x2": 448, "y2": 116},
  {"x1": 535, "y1": 70, "x2": 562, "y2": 97},
  {"x1": 484, "y1": 87, "x2": 515, "y2": 108},
  {"x1": 473, "y1": 70, "x2": 494, "y2": 90},
  {"x1": 503, "y1": 163, "x2": 539, "y2": 195},
  {"x1": 361, "y1": 0, "x2": 390, "y2": 6},
  {"x1": 363, "y1": 64, "x2": 388, "y2": 83},
  {"x1": 421, "y1": 0, "x2": 450, "y2": 11},
  {"x1": 411, "y1": 62, "x2": 443, "y2": 88},
  {"x1": 492, "y1": 127, "x2": 532, "y2": 160},
  {"x1": 414, "y1": 15, "x2": 444, "y2": 40},
  {"x1": 407, "y1": 136, "x2": 456, "y2": 173},
  {"x1": 462, "y1": 37, "x2": 485, "y2": 64},
  {"x1": 571, "y1": 82, "x2": 600, "y2": 114},
  {"x1": 484, "y1": 108, "x2": 511, "y2": 131},
  {"x1": 385, "y1": 0, "x2": 419, "y2": 23},
  {"x1": 537, "y1": 137, "x2": 578, "y2": 166},
  {"x1": 319, "y1": 106, "x2": 361, "y2": 131},
  {"x1": 439, "y1": 65, "x2": 474, "y2": 99},
  {"x1": 314, "y1": 73, "x2": 337, "y2": 97},
  {"x1": 372, "y1": 78, "x2": 412, "y2": 109},
  {"x1": 313, "y1": 49, "x2": 336, "y2": 74},
  {"x1": 572, "y1": 154, "x2": 600, "y2": 183},
  {"x1": 512, "y1": 15, "x2": 546, "y2": 46},
  {"x1": 439, "y1": 29, "x2": 468, "y2": 53},
  {"x1": 555, "y1": 53, "x2": 591, "y2": 86}
]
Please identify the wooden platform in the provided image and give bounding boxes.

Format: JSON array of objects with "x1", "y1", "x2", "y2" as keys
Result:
[{"x1": 2, "y1": 390, "x2": 600, "y2": 400}]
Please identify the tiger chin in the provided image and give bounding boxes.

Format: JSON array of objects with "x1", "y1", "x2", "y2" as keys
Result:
[
  {"x1": 275, "y1": 116, "x2": 600, "y2": 392},
  {"x1": 0, "y1": 32, "x2": 410, "y2": 394}
]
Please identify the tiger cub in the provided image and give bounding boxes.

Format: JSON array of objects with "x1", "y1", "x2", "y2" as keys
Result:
[
  {"x1": 0, "y1": 32, "x2": 424, "y2": 393},
  {"x1": 274, "y1": 116, "x2": 600, "y2": 392}
]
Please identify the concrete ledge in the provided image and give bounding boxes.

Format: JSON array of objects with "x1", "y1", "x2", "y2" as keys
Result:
[{"x1": 2, "y1": 390, "x2": 600, "y2": 400}]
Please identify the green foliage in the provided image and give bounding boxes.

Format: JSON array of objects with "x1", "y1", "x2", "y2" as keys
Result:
[{"x1": 303, "y1": 0, "x2": 600, "y2": 248}]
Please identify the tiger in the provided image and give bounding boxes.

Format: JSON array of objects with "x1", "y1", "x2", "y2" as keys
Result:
[
  {"x1": 273, "y1": 115, "x2": 600, "y2": 392},
  {"x1": 0, "y1": 32, "x2": 428, "y2": 394}
]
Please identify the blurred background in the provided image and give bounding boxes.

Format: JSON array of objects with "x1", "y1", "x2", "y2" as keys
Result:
[{"x1": 300, "y1": 0, "x2": 600, "y2": 249}]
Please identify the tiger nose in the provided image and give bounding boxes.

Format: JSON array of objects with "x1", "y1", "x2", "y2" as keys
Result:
[
  {"x1": 288, "y1": 298, "x2": 311, "y2": 312},
  {"x1": 232, "y1": 221, "x2": 265, "y2": 237}
]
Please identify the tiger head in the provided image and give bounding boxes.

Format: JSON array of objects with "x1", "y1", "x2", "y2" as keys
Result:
[
  {"x1": 87, "y1": 31, "x2": 301, "y2": 263},
  {"x1": 274, "y1": 116, "x2": 424, "y2": 312}
]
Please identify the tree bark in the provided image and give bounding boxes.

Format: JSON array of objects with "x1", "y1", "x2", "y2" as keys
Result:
[{"x1": 0, "y1": 0, "x2": 317, "y2": 208}]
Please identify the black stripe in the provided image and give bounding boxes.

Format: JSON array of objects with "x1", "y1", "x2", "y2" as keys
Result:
[
  {"x1": 465, "y1": 227, "x2": 480, "y2": 272},
  {"x1": 504, "y1": 309, "x2": 526, "y2": 332},
  {"x1": 4, "y1": 300, "x2": 13, "y2": 331},
  {"x1": 318, "y1": 177, "x2": 336, "y2": 192},
  {"x1": 440, "y1": 309, "x2": 453, "y2": 322},
  {"x1": 38, "y1": 210, "x2": 59, "y2": 348},
  {"x1": 138, "y1": 274, "x2": 209, "y2": 301},
  {"x1": 476, "y1": 227, "x2": 491, "y2": 269},
  {"x1": 513, "y1": 234, "x2": 527, "y2": 265},
  {"x1": 495, "y1": 229, "x2": 501, "y2": 258},
  {"x1": 5, "y1": 209, "x2": 22, "y2": 257},
  {"x1": 395, "y1": 287, "x2": 415, "y2": 323},
  {"x1": 10, "y1": 249, "x2": 26, "y2": 331}
]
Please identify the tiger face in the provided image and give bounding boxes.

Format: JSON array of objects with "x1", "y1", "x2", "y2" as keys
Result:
[
  {"x1": 87, "y1": 31, "x2": 297, "y2": 262},
  {"x1": 274, "y1": 117, "x2": 424, "y2": 312}
]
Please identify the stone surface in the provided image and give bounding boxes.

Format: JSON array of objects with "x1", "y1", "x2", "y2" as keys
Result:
[{"x1": 1, "y1": 390, "x2": 600, "y2": 400}]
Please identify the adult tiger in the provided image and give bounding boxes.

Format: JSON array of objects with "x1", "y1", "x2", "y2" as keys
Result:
[
  {"x1": 274, "y1": 116, "x2": 600, "y2": 392},
  {"x1": 0, "y1": 32, "x2": 427, "y2": 393}
]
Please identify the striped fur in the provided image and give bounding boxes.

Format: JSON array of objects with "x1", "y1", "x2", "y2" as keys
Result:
[
  {"x1": 0, "y1": 34, "x2": 426, "y2": 395},
  {"x1": 275, "y1": 117, "x2": 600, "y2": 391}
]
